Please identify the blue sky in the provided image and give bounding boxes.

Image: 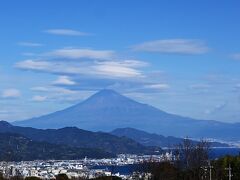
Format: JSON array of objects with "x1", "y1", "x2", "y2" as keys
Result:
[{"x1": 1, "y1": 0, "x2": 240, "y2": 122}]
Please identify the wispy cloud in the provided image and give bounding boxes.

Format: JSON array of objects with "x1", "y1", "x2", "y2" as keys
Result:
[
  {"x1": 31, "y1": 86, "x2": 77, "y2": 95},
  {"x1": 16, "y1": 60, "x2": 52, "y2": 71},
  {"x1": 31, "y1": 86, "x2": 94, "y2": 103},
  {"x1": 230, "y1": 53, "x2": 240, "y2": 60},
  {"x1": 31, "y1": 95, "x2": 47, "y2": 102},
  {"x1": 15, "y1": 46, "x2": 168, "y2": 96},
  {"x1": 0, "y1": 110, "x2": 11, "y2": 115},
  {"x1": 53, "y1": 76, "x2": 76, "y2": 85},
  {"x1": 16, "y1": 59, "x2": 93, "y2": 75},
  {"x1": 15, "y1": 59, "x2": 146, "y2": 79},
  {"x1": 204, "y1": 102, "x2": 228, "y2": 115},
  {"x1": 144, "y1": 83, "x2": 170, "y2": 90},
  {"x1": 18, "y1": 42, "x2": 43, "y2": 47},
  {"x1": 44, "y1": 29, "x2": 91, "y2": 36},
  {"x1": 190, "y1": 83, "x2": 211, "y2": 91},
  {"x1": 47, "y1": 48, "x2": 115, "y2": 60},
  {"x1": 131, "y1": 39, "x2": 209, "y2": 55},
  {"x1": 233, "y1": 84, "x2": 240, "y2": 92},
  {"x1": 1, "y1": 89, "x2": 21, "y2": 99},
  {"x1": 190, "y1": 84, "x2": 211, "y2": 90},
  {"x1": 92, "y1": 62, "x2": 144, "y2": 78}
]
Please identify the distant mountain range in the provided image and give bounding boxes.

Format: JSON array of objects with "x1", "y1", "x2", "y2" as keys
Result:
[
  {"x1": 0, "y1": 133, "x2": 114, "y2": 161},
  {"x1": 0, "y1": 121, "x2": 160, "y2": 155},
  {"x1": 13, "y1": 89, "x2": 240, "y2": 141},
  {"x1": 111, "y1": 128, "x2": 229, "y2": 148}
]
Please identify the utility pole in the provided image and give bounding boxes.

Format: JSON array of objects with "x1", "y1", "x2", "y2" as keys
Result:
[
  {"x1": 225, "y1": 164, "x2": 233, "y2": 180},
  {"x1": 201, "y1": 161, "x2": 213, "y2": 180},
  {"x1": 208, "y1": 161, "x2": 213, "y2": 180}
]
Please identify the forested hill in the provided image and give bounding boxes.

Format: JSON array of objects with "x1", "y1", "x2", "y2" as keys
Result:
[{"x1": 0, "y1": 133, "x2": 114, "y2": 161}]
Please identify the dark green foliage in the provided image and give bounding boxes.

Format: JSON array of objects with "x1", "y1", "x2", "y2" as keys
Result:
[
  {"x1": 212, "y1": 155, "x2": 240, "y2": 180},
  {"x1": 24, "y1": 177, "x2": 41, "y2": 180},
  {"x1": 140, "y1": 161, "x2": 211, "y2": 180},
  {"x1": 0, "y1": 133, "x2": 114, "y2": 161},
  {"x1": 138, "y1": 152, "x2": 240, "y2": 179},
  {"x1": 55, "y1": 174, "x2": 69, "y2": 180},
  {"x1": 0, "y1": 121, "x2": 160, "y2": 155},
  {"x1": 147, "y1": 162, "x2": 178, "y2": 180},
  {"x1": 9, "y1": 176, "x2": 23, "y2": 180},
  {"x1": 137, "y1": 138, "x2": 212, "y2": 180},
  {"x1": 92, "y1": 176, "x2": 122, "y2": 180},
  {"x1": 0, "y1": 173, "x2": 4, "y2": 180}
]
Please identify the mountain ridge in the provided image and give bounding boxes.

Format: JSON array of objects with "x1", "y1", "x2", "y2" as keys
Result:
[
  {"x1": 111, "y1": 127, "x2": 230, "y2": 148},
  {"x1": 0, "y1": 132, "x2": 114, "y2": 161},
  {"x1": 0, "y1": 121, "x2": 161, "y2": 155}
]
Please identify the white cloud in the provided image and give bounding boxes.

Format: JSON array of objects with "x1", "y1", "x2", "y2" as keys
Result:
[
  {"x1": 144, "y1": 83, "x2": 170, "y2": 90},
  {"x1": 45, "y1": 29, "x2": 90, "y2": 36},
  {"x1": 15, "y1": 46, "x2": 149, "y2": 80},
  {"x1": 132, "y1": 39, "x2": 209, "y2": 55},
  {"x1": 15, "y1": 48, "x2": 161, "y2": 94},
  {"x1": 16, "y1": 60, "x2": 86, "y2": 75},
  {"x1": 109, "y1": 60, "x2": 149, "y2": 68},
  {"x1": 16, "y1": 60, "x2": 52, "y2": 71},
  {"x1": 32, "y1": 95, "x2": 47, "y2": 102},
  {"x1": 31, "y1": 86, "x2": 77, "y2": 95},
  {"x1": 16, "y1": 59, "x2": 145, "y2": 79},
  {"x1": 93, "y1": 64, "x2": 143, "y2": 78},
  {"x1": 48, "y1": 48, "x2": 115, "y2": 60},
  {"x1": 204, "y1": 102, "x2": 228, "y2": 115},
  {"x1": 53, "y1": 76, "x2": 76, "y2": 85},
  {"x1": 18, "y1": 42, "x2": 43, "y2": 47},
  {"x1": 2, "y1": 89, "x2": 21, "y2": 98},
  {"x1": 30, "y1": 86, "x2": 49, "y2": 92},
  {"x1": 30, "y1": 86, "x2": 94, "y2": 102},
  {"x1": 92, "y1": 60, "x2": 146, "y2": 78}
]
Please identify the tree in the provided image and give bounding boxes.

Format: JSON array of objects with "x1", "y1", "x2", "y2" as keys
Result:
[
  {"x1": 175, "y1": 138, "x2": 210, "y2": 169},
  {"x1": 9, "y1": 176, "x2": 23, "y2": 180},
  {"x1": 25, "y1": 177, "x2": 41, "y2": 180},
  {"x1": 212, "y1": 155, "x2": 240, "y2": 180},
  {"x1": 174, "y1": 138, "x2": 210, "y2": 180},
  {"x1": 0, "y1": 173, "x2": 4, "y2": 180},
  {"x1": 55, "y1": 174, "x2": 69, "y2": 180},
  {"x1": 139, "y1": 138, "x2": 211, "y2": 180},
  {"x1": 147, "y1": 161, "x2": 178, "y2": 180},
  {"x1": 92, "y1": 177, "x2": 121, "y2": 180}
]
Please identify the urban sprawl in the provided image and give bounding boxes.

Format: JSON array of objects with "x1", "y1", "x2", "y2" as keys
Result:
[{"x1": 0, "y1": 153, "x2": 173, "y2": 179}]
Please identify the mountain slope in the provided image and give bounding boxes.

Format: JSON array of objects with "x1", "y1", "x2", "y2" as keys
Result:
[
  {"x1": 111, "y1": 128, "x2": 229, "y2": 148},
  {"x1": 0, "y1": 121, "x2": 160, "y2": 154},
  {"x1": 14, "y1": 89, "x2": 167, "y2": 130},
  {"x1": 0, "y1": 133, "x2": 114, "y2": 161},
  {"x1": 13, "y1": 89, "x2": 240, "y2": 141},
  {"x1": 111, "y1": 128, "x2": 185, "y2": 147}
]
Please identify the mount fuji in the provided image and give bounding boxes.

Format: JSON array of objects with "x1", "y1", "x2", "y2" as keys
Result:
[{"x1": 13, "y1": 89, "x2": 240, "y2": 141}]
